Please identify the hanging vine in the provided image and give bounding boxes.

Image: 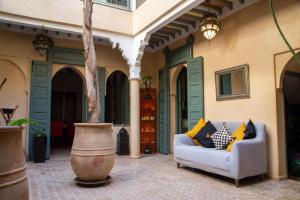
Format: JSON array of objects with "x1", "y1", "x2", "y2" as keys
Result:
[{"x1": 269, "y1": 0, "x2": 300, "y2": 65}]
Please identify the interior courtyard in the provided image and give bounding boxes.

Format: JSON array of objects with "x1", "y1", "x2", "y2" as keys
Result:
[{"x1": 0, "y1": 0, "x2": 300, "y2": 199}]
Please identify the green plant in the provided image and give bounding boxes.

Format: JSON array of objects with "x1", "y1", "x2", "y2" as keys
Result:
[
  {"x1": 142, "y1": 75, "x2": 152, "y2": 82},
  {"x1": 269, "y1": 0, "x2": 300, "y2": 65},
  {"x1": 8, "y1": 118, "x2": 37, "y2": 126}
]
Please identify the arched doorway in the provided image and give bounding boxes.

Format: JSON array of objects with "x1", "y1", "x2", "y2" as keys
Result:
[
  {"x1": 283, "y1": 58, "x2": 300, "y2": 179},
  {"x1": 176, "y1": 67, "x2": 188, "y2": 134},
  {"x1": 105, "y1": 70, "x2": 129, "y2": 125},
  {"x1": 51, "y1": 67, "x2": 84, "y2": 150}
]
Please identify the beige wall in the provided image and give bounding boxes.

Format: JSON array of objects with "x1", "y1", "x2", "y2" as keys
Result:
[
  {"x1": 0, "y1": 0, "x2": 132, "y2": 35},
  {"x1": 133, "y1": 0, "x2": 183, "y2": 35},
  {"x1": 1, "y1": 0, "x2": 186, "y2": 36},
  {"x1": 147, "y1": 0, "x2": 300, "y2": 179}
]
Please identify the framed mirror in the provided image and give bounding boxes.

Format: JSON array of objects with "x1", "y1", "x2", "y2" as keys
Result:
[{"x1": 215, "y1": 64, "x2": 250, "y2": 101}]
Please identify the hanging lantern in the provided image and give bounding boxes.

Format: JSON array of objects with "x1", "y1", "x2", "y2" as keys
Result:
[
  {"x1": 200, "y1": 15, "x2": 221, "y2": 41},
  {"x1": 32, "y1": 33, "x2": 54, "y2": 56}
]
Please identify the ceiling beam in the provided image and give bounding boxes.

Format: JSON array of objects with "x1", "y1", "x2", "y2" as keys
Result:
[
  {"x1": 191, "y1": 7, "x2": 213, "y2": 16},
  {"x1": 151, "y1": 34, "x2": 169, "y2": 42},
  {"x1": 161, "y1": 27, "x2": 181, "y2": 35},
  {"x1": 187, "y1": 11, "x2": 204, "y2": 18},
  {"x1": 215, "y1": 0, "x2": 233, "y2": 10},
  {"x1": 182, "y1": 14, "x2": 204, "y2": 22},
  {"x1": 200, "y1": 2, "x2": 222, "y2": 15},
  {"x1": 169, "y1": 22, "x2": 189, "y2": 32},
  {"x1": 174, "y1": 18, "x2": 196, "y2": 28},
  {"x1": 156, "y1": 30, "x2": 176, "y2": 38}
]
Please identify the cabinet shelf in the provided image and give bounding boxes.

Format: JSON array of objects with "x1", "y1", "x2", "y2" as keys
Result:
[{"x1": 140, "y1": 88, "x2": 156, "y2": 154}]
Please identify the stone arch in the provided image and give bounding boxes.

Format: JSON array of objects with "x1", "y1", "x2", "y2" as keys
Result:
[
  {"x1": 52, "y1": 65, "x2": 87, "y2": 95},
  {"x1": 169, "y1": 64, "x2": 187, "y2": 96},
  {"x1": 105, "y1": 70, "x2": 129, "y2": 124},
  {"x1": 0, "y1": 58, "x2": 28, "y2": 148},
  {"x1": 0, "y1": 58, "x2": 27, "y2": 94},
  {"x1": 275, "y1": 51, "x2": 300, "y2": 179}
]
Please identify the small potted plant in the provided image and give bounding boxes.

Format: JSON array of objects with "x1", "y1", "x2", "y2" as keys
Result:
[
  {"x1": 32, "y1": 129, "x2": 47, "y2": 163},
  {"x1": 142, "y1": 75, "x2": 152, "y2": 89}
]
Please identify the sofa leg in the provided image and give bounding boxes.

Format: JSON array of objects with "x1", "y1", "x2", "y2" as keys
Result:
[
  {"x1": 260, "y1": 174, "x2": 264, "y2": 181},
  {"x1": 177, "y1": 163, "x2": 180, "y2": 168},
  {"x1": 235, "y1": 179, "x2": 239, "y2": 187}
]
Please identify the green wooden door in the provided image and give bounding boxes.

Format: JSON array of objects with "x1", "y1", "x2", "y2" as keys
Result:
[
  {"x1": 187, "y1": 57, "x2": 204, "y2": 130},
  {"x1": 29, "y1": 61, "x2": 52, "y2": 160},
  {"x1": 121, "y1": 77, "x2": 129, "y2": 125},
  {"x1": 159, "y1": 68, "x2": 170, "y2": 154},
  {"x1": 98, "y1": 67, "x2": 105, "y2": 123}
]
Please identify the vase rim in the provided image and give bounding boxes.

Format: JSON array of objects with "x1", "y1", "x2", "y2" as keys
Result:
[
  {"x1": 74, "y1": 123, "x2": 112, "y2": 128},
  {"x1": 0, "y1": 126, "x2": 24, "y2": 132}
]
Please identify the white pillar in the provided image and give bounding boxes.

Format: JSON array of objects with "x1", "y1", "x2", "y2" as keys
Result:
[{"x1": 129, "y1": 66, "x2": 140, "y2": 158}]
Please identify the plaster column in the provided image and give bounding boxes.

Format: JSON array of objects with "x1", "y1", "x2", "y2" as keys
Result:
[
  {"x1": 129, "y1": 66, "x2": 141, "y2": 158},
  {"x1": 169, "y1": 94, "x2": 176, "y2": 153}
]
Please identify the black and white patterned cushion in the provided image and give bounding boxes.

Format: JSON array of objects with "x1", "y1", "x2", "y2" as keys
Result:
[{"x1": 210, "y1": 124, "x2": 232, "y2": 150}]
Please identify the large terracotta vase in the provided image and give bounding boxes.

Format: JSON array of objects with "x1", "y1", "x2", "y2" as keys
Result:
[
  {"x1": 70, "y1": 123, "x2": 115, "y2": 182},
  {"x1": 0, "y1": 126, "x2": 29, "y2": 200}
]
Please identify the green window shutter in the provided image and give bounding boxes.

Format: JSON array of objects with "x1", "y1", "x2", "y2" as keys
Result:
[
  {"x1": 98, "y1": 67, "x2": 105, "y2": 123},
  {"x1": 29, "y1": 61, "x2": 52, "y2": 160},
  {"x1": 187, "y1": 57, "x2": 204, "y2": 130},
  {"x1": 159, "y1": 68, "x2": 170, "y2": 154},
  {"x1": 121, "y1": 77, "x2": 129, "y2": 125},
  {"x1": 221, "y1": 73, "x2": 232, "y2": 95}
]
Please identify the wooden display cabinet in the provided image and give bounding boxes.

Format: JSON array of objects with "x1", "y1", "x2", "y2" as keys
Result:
[{"x1": 140, "y1": 88, "x2": 156, "y2": 154}]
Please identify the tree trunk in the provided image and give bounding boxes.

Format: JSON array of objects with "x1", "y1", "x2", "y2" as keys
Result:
[{"x1": 82, "y1": 0, "x2": 100, "y2": 123}]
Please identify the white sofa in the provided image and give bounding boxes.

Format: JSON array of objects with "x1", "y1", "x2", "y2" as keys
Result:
[{"x1": 174, "y1": 121, "x2": 267, "y2": 186}]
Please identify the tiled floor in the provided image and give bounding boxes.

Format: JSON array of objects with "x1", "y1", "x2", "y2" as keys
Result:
[{"x1": 27, "y1": 149, "x2": 300, "y2": 200}]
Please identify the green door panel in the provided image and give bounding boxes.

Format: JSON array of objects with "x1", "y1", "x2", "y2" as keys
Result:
[
  {"x1": 159, "y1": 68, "x2": 170, "y2": 154},
  {"x1": 121, "y1": 76, "x2": 129, "y2": 125},
  {"x1": 187, "y1": 57, "x2": 204, "y2": 130},
  {"x1": 29, "y1": 61, "x2": 52, "y2": 160},
  {"x1": 98, "y1": 67, "x2": 105, "y2": 123}
]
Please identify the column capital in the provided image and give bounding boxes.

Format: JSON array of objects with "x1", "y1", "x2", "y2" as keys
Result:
[{"x1": 129, "y1": 66, "x2": 141, "y2": 80}]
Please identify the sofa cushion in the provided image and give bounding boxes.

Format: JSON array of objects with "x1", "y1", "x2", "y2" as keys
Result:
[
  {"x1": 193, "y1": 121, "x2": 216, "y2": 148},
  {"x1": 175, "y1": 145, "x2": 231, "y2": 171},
  {"x1": 227, "y1": 123, "x2": 246, "y2": 151},
  {"x1": 244, "y1": 120, "x2": 256, "y2": 139},
  {"x1": 211, "y1": 124, "x2": 232, "y2": 150},
  {"x1": 186, "y1": 118, "x2": 206, "y2": 145}
]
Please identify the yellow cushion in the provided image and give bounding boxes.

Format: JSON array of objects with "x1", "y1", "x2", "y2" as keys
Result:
[
  {"x1": 185, "y1": 118, "x2": 206, "y2": 145},
  {"x1": 226, "y1": 123, "x2": 246, "y2": 152}
]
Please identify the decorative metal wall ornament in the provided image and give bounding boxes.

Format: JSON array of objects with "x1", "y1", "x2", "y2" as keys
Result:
[
  {"x1": 200, "y1": 14, "x2": 221, "y2": 41},
  {"x1": 32, "y1": 31, "x2": 54, "y2": 56}
]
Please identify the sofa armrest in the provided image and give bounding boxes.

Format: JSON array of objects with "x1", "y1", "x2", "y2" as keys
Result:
[
  {"x1": 231, "y1": 138, "x2": 267, "y2": 179},
  {"x1": 174, "y1": 134, "x2": 194, "y2": 147}
]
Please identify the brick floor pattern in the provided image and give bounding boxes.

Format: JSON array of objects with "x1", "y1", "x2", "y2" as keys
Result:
[{"x1": 27, "y1": 150, "x2": 300, "y2": 200}]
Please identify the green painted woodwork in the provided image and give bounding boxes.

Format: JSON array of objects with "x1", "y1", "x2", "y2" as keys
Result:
[
  {"x1": 121, "y1": 76, "x2": 129, "y2": 125},
  {"x1": 98, "y1": 67, "x2": 106, "y2": 122},
  {"x1": 187, "y1": 57, "x2": 204, "y2": 130},
  {"x1": 48, "y1": 47, "x2": 85, "y2": 66},
  {"x1": 159, "y1": 35, "x2": 199, "y2": 154},
  {"x1": 176, "y1": 77, "x2": 180, "y2": 135},
  {"x1": 159, "y1": 68, "x2": 170, "y2": 155},
  {"x1": 29, "y1": 61, "x2": 52, "y2": 160}
]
